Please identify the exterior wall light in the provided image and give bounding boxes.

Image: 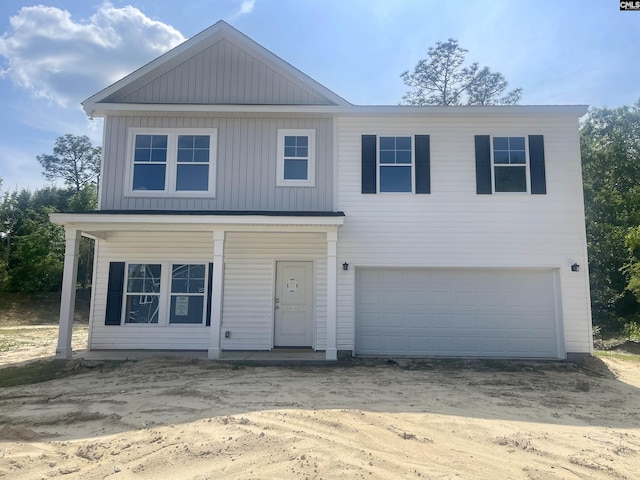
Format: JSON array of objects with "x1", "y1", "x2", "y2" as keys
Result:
[
  {"x1": 571, "y1": 263, "x2": 580, "y2": 272},
  {"x1": 343, "y1": 262, "x2": 349, "y2": 271}
]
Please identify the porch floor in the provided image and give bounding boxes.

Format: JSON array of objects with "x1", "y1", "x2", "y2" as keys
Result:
[{"x1": 72, "y1": 349, "x2": 333, "y2": 365}]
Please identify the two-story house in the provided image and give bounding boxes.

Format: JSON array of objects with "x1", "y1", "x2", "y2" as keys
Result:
[{"x1": 52, "y1": 21, "x2": 592, "y2": 361}]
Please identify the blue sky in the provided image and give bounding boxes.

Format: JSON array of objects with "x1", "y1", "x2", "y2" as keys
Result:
[{"x1": 0, "y1": 0, "x2": 638, "y2": 191}]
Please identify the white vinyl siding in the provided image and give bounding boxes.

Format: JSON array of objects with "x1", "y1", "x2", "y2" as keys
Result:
[
  {"x1": 222, "y1": 232, "x2": 327, "y2": 350},
  {"x1": 336, "y1": 115, "x2": 591, "y2": 356},
  {"x1": 89, "y1": 231, "x2": 328, "y2": 351},
  {"x1": 90, "y1": 232, "x2": 213, "y2": 350}
]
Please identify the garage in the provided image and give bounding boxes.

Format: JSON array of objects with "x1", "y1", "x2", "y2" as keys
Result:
[{"x1": 355, "y1": 268, "x2": 561, "y2": 358}]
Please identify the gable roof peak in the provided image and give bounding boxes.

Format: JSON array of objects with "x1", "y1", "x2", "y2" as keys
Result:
[{"x1": 83, "y1": 20, "x2": 350, "y2": 114}]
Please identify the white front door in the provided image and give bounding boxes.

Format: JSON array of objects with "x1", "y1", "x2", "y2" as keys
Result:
[{"x1": 274, "y1": 261, "x2": 313, "y2": 347}]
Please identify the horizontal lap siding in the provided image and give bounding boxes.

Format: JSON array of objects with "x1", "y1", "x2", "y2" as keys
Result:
[
  {"x1": 221, "y1": 232, "x2": 327, "y2": 350},
  {"x1": 91, "y1": 231, "x2": 328, "y2": 351},
  {"x1": 90, "y1": 232, "x2": 213, "y2": 350},
  {"x1": 336, "y1": 116, "x2": 591, "y2": 354},
  {"x1": 101, "y1": 115, "x2": 333, "y2": 212}
]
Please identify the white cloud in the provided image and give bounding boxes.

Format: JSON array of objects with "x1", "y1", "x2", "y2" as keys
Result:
[
  {"x1": 0, "y1": 2, "x2": 185, "y2": 108},
  {"x1": 239, "y1": 0, "x2": 256, "y2": 14}
]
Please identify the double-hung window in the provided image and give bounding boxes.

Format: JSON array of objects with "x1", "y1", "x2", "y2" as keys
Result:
[
  {"x1": 475, "y1": 134, "x2": 546, "y2": 195},
  {"x1": 277, "y1": 129, "x2": 315, "y2": 187},
  {"x1": 492, "y1": 136, "x2": 527, "y2": 192},
  {"x1": 129, "y1": 128, "x2": 216, "y2": 196},
  {"x1": 361, "y1": 134, "x2": 430, "y2": 194},
  {"x1": 125, "y1": 264, "x2": 162, "y2": 324},
  {"x1": 170, "y1": 264, "x2": 206, "y2": 324},
  {"x1": 379, "y1": 136, "x2": 412, "y2": 192}
]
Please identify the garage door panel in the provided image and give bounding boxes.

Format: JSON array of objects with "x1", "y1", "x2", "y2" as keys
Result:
[
  {"x1": 355, "y1": 268, "x2": 559, "y2": 358},
  {"x1": 456, "y1": 314, "x2": 479, "y2": 329},
  {"x1": 408, "y1": 336, "x2": 433, "y2": 353}
]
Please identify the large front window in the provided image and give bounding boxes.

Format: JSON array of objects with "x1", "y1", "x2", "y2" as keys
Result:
[
  {"x1": 121, "y1": 262, "x2": 209, "y2": 326},
  {"x1": 379, "y1": 136, "x2": 412, "y2": 192},
  {"x1": 129, "y1": 128, "x2": 216, "y2": 196}
]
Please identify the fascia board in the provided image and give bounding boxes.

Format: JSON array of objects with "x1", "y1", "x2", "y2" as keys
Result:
[
  {"x1": 88, "y1": 103, "x2": 589, "y2": 118},
  {"x1": 50, "y1": 212, "x2": 345, "y2": 228}
]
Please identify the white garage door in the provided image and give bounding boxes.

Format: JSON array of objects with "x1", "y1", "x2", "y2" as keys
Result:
[{"x1": 355, "y1": 268, "x2": 560, "y2": 358}]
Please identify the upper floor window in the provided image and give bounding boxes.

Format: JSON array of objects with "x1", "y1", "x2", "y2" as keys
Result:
[
  {"x1": 493, "y1": 137, "x2": 527, "y2": 192},
  {"x1": 128, "y1": 128, "x2": 216, "y2": 196},
  {"x1": 277, "y1": 129, "x2": 315, "y2": 187},
  {"x1": 379, "y1": 136, "x2": 412, "y2": 192},
  {"x1": 475, "y1": 134, "x2": 546, "y2": 195},
  {"x1": 361, "y1": 134, "x2": 430, "y2": 194}
]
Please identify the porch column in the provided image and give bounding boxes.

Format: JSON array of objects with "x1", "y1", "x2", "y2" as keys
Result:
[
  {"x1": 326, "y1": 230, "x2": 338, "y2": 360},
  {"x1": 208, "y1": 230, "x2": 225, "y2": 359},
  {"x1": 56, "y1": 228, "x2": 81, "y2": 359}
]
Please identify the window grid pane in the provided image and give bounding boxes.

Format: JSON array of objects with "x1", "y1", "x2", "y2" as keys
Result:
[
  {"x1": 493, "y1": 136, "x2": 526, "y2": 166},
  {"x1": 494, "y1": 165, "x2": 527, "y2": 192},
  {"x1": 379, "y1": 136, "x2": 411, "y2": 165},
  {"x1": 176, "y1": 164, "x2": 209, "y2": 191},
  {"x1": 177, "y1": 135, "x2": 210, "y2": 164}
]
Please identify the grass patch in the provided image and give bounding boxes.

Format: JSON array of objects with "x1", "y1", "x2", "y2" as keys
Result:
[
  {"x1": 0, "y1": 290, "x2": 91, "y2": 327},
  {"x1": 594, "y1": 350, "x2": 640, "y2": 363},
  {"x1": 0, "y1": 359, "x2": 128, "y2": 388}
]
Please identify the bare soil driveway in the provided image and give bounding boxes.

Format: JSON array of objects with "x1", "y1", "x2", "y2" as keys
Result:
[{"x1": 1, "y1": 327, "x2": 640, "y2": 479}]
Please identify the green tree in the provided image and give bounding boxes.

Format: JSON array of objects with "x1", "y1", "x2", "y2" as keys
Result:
[
  {"x1": 67, "y1": 185, "x2": 98, "y2": 289},
  {"x1": 37, "y1": 134, "x2": 101, "y2": 192},
  {"x1": 401, "y1": 39, "x2": 522, "y2": 106},
  {"x1": 7, "y1": 208, "x2": 65, "y2": 292},
  {"x1": 581, "y1": 99, "x2": 640, "y2": 331}
]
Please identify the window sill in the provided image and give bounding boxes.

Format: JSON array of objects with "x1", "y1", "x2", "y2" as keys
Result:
[
  {"x1": 125, "y1": 191, "x2": 216, "y2": 199},
  {"x1": 276, "y1": 181, "x2": 315, "y2": 188}
]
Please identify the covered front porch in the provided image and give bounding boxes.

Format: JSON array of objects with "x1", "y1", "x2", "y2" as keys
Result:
[{"x1": 50, "y1": 211, "x2": 345, "y2": 362}]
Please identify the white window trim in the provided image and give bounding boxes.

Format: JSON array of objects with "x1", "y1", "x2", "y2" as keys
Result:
[
  {"x1": 125, "y1": 127, "x2": 217, "y2": 198},
  {"x1": 276, "y1": 129, "x2": 316, "y2": 187},
  {"x1": 121, "y1": 261, "x2": 210, "y2": 327},
  {"x1": 376, "y1": 134, "x2": 415, "y2": 194},
  {"x1": 490, "y1": 135, "x2": 530, "y2": 194}
]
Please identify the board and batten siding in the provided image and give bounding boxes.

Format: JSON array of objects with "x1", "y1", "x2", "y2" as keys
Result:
[
  {"x1": 100, "y1": 115, "x2": 333, "y2": 211},
  {"x1": 222, "y1": 232, "x2": 328, "y2": 351},
  {"x1": 89, "y1": 231, "x2": 328, "y2": 351},
  {"x1": 335, "y1": 115, "x2": 592, "y2": 355},
  {"x1": 103, "y1": 38, "x2": 334, "y2": 105}
]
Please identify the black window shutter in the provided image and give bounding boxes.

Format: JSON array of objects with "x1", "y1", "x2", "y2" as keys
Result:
[
  {"x1": 105, "y1": 262, "x2": 125, "y2": 326},
  {"x1": 475, "y1": 135, "x2": 492, "y2": 194},
  {"x1": 361, "y1": 135, "x2": 377, "y2": 194},
  {"x1": 206, "y1": 262, "x2": 214, "y2": 327},
  {"x1": 529, "y1": 135, "x2": 547, "y2": 194},
  {"x1": 415, "y1": 135, "x2": 431, "y2": 194}
]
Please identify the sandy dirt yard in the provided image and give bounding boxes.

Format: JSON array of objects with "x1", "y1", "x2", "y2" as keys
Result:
[{"x1": 1, "y1": 327, "x2": 640, "y2": 479}]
